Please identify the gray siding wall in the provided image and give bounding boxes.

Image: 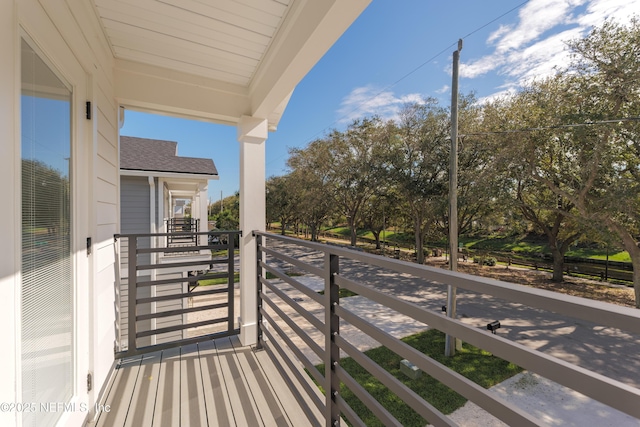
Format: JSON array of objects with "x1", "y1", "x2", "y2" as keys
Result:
[
  {"x1": 119, "y1": 175, "x2": 183, "y2": 349},
  {"x1": 120, "y1": 176, "x2": 152, "y2": 348},
  {"x1": 121, "y1": 176, "x2": 151, "y2": 237}
]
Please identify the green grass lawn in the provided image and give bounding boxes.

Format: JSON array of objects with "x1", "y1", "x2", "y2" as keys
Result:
[
  {"x1": 199, "y1": 270, "x2": 304, "y2": 286},
  {"x1": 199, "y1": 272, "x2": 239, "y2": 286},
  {"x1": 324, "y1": 226, "x2": 410, "y2": 244},
  {"x1": 564, "y1": 248, "x2": 630, "y2": 262},
  {"x1": 459, "y1": 235, "x2": 631, "y2": 262},
  {"x1": 316, "y1": 329, "x2": 522, "y2": 426},
  {"x1": 318, "y1": 288, "x2": 358, "y2": 298},
  {"x1": 460, "y1": 236, "x2": 547, "y2": 254}
]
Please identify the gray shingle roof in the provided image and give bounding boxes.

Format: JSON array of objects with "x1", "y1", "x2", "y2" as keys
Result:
[{"x1": 120, "y1": 136, "x2": 218, "y2": 176}]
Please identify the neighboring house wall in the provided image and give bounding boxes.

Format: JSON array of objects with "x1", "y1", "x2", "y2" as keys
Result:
[
  {"x1": 119, "y1": 176, "x2": 152, "y2": 348},
  {"x1": 120, "y1": 176, "x2": 186, "y2": 348},
  {"x1": 121, "y1": 176, "x2": 151, "y2": 236}
]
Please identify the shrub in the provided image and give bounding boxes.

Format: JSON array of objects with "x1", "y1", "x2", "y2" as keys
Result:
[{"x1": 473, "y1": 256, "x2": 497, "y2": 266}]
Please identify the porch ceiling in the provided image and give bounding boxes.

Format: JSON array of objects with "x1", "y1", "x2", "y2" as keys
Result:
[{"x1": 93, "y1": 0, "x2": 371, "y2": 130}]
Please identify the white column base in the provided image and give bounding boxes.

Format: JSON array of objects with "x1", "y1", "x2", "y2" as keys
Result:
[{"x1": 239, "y1": 321, "x2": 258, "y2": 346}]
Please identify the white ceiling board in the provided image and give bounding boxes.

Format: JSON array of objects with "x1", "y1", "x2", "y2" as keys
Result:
[
  {"x1": 156, "y1": 0, "x2": 280, "y2": 36},
  {"x1": 108, "y1": 34, "x2": 257, "y2": 76},
  {"x1": 94, "y1": 0, "x2": 371, "y2": 128},
  {"x1": 211, "y1": 0, "x2": 289, "y2": 18},
  {"x1": 94, "y1": 0, "x2": 282, "y2": 85},
  {"x1": 96, "y1": 1, "x2": 270, "y2": 51},
  {"x1": 113, "y1": 47, "x2": 252, "y2": 85}
]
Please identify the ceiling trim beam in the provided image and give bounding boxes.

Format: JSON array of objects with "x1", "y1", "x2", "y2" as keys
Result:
[{"x1": 114, "y1": 59, "x2": 251, "y2": 125}]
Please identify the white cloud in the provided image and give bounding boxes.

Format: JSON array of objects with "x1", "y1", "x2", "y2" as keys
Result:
[
  {"x1": 461, "y1": 0, "x2": 637, "y2": 93},
  {"x1": 487, "y1": 25, "x2": 512, "y2": 45},
  {"x1": 477, "y1": 87, "x2": 519, "y2": 105},
  {"x1": 495, "y1": 0, "x2": 584, "y2": 53},
  {"x1": 336, "y1": 86, "x2": 425, "y2": 123},
  {"x1": 436, "y1": 84, "x2": 450, "y2": 94},
  {"x1": 461, "y1": 54, "x2": 506, "y2": 79},
  {"x1": 577, "y1": 0, "x2": 640, "y2": 27}
]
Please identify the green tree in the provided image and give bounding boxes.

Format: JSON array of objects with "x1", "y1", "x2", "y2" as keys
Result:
[
  {"x1": 388, "y1": 100, "x2": 449, "y2": 263},
  {"x1": 211, "y1": 193, "x2": 239, "y2": 230},
  {"x1": 439, "y1": 93, "x2": 501, "y2": 236},
  {"x1": 327, "y1": 117, "x2": 389, "y2": 246},
  {"x1": 530, "y1": 19, "x2": 640, "y2": 304},
  {"x1": 485, "y1": 84, "x2": 587, "y2": 282},
  {"x1": 288, "y1": 140, "x2": 335, "y2": 241},
  {"x1": 361, "y1": 191, "x2": 400, "y2": 250},
  {"x1": 266, "y1": 175, "x2": 299, "y2": 235}
]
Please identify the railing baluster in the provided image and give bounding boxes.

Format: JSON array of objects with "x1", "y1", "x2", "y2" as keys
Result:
[
  {"x1": 127, "y1": 236, "x2": 138, "y2": 354},
  {"x1": 228, "y1": 232, "x2": 235, "y2": 335},
  {"x1": 324, "y1": 252, "x2": 340, "y2": 426},
  {"x1": 256, "y1": 233, "x2": 264, "y2": 350}
]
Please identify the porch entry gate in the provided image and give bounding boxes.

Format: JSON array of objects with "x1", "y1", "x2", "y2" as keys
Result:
[{"x1": 114, "y1": 230, "x2": 240, "y2": 359}]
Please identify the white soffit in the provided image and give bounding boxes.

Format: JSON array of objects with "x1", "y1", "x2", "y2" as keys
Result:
[
  {"x1": 95, "y1": 0, "x2": 290, "y2": 86},
  {"x1": 94, "y1": 0, "x2": 371, "y2": 128}
]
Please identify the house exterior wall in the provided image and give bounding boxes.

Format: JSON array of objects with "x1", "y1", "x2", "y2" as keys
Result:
[
  {"x1": 119, "y1": 176, "x2": 152, "y2": 349},
  {"x1": 121, "y1": 176, "x2": 152, "y2": 236},
  {"x1": 1, "y1": 1, "x2": 119, "y2": 426}
]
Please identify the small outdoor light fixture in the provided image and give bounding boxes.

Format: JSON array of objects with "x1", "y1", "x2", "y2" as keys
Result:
[{"x1": 487, "y1": 321, "x2": 501, "y2": 334}]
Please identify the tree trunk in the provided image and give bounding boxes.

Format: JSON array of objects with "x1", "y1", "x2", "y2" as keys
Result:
[
  {"x1": 414, "y1": 217, "x2": 424, "y2": 264},
  {"x1": 631, "y1": 250, "x2": 640, "y2": 309},
  {"x1": 348, "y1": 217, "x2": 357, "y2": 247},
  {"x1": 551, "y1": 247, "x2": 564, "y2": 282},
  {"x1": 280, "y1": 220, "x2": 287, "y2": 235},
  {"x1": 621, "y1": 240, "x2": 640, "y2": 308},
  {"x1": 372, "y1": 230, "x2": 381, "y2": 250},
  {"x1": 606, "y1": 221, "x2": 640, "y2": 308},
  {"x1": 620, "y1": 236, "x2": 640, "y2": 308},
  {"x1": 310, "y1": 224, "x2": 318, "y2": 242}
]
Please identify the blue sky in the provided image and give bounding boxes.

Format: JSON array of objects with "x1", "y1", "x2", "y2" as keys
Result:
[{"x1": 120, "y1": 0, "x2": 638, "y2": 203}]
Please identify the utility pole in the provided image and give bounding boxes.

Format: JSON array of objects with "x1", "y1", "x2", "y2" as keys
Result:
[{"x1": 445, "y1": 39, "x2": 463, "y2": 357}]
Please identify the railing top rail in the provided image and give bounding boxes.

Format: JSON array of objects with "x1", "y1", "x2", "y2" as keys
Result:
[
  {"x1": 255, "y1": 231, "x2": 640, "y2": 335},
  {"x1": 115, "y1": 230, "x2": 241, "y2": 239}
]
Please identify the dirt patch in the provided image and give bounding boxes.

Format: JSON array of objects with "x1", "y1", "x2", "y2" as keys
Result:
[{"x1": 423, "y1": 257, "x2": 637, "y2": 308}]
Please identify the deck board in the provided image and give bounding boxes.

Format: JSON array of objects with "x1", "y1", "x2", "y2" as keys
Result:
[
  {"x1": 152, "y1": 346, "x2": 181, "y2": 427},
  {"x1": 97, "y1": 336, "x2": 322, "y2": 426},
  {"x1": 255, "y1": 341, "x2": 325, "y2": 427},
  {"x1": 198, "y1": 339, "x2": 236, "y2": 426},
  {"x1": 96, "y1": 356, "x2": 142, "y2": 427},
  {"x1": 179, "y1": 343, "x2": 207, "y2": 427},
  {"x1": 215, "y1": 337, "x2": 263, "y2": 426},
  {"x1": 229, "y1": 336, "x2": 290, "y2": 427},
  {"x1": 124, "y1": 352, "x2": 162, "y2": 427}
]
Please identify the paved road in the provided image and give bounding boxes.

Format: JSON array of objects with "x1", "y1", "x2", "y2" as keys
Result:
[{"x1": 266, "y1": 240, "x2": 640, "y2": 389}]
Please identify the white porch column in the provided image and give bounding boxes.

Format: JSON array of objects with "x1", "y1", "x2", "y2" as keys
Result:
[
  {"x1": 237, "y1": 115, "x2": 267, "y2": 346},
  {"x1": 198, "y1": 182, "x2": 208, "y2": 246}
]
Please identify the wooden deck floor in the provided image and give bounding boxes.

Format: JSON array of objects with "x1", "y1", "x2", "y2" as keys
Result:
[{"x1": 94, "y1": 336, "x2": 323, "y2": 427}]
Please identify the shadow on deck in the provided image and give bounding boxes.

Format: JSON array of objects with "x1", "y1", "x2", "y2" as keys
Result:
[{"x1": 95, "y1": 336, "x2": 322, "y2": 426}]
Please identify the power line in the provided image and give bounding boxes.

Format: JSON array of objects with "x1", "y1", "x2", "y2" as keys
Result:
[
  {"x1": 282, "y1": 1, "x2": 530, "y2": 155},
  {"x1": 461, "y1": 117, "x2": 640, "y2": 137},
  {"x1": 266, "y1": 2, "x2": 531, "y2": 171}
]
